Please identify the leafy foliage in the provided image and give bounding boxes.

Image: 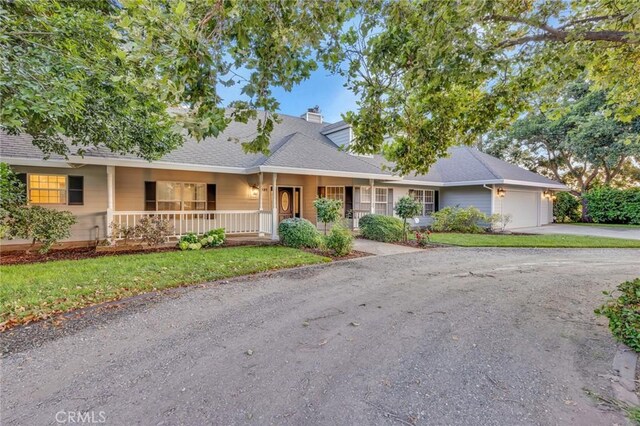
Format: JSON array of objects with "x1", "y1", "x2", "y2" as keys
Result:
[
  {"x1": 5, "y1": 206, "x2": 76, "y2": 253},
  {"x1": 1, "y1": 0, "x2": 352, "y2": 159},
  {"x1": 554, "y1": 192, "x2": 581, "y2": 223},
  {"x1": 134, "y1": 217, "x2": 173, "y2": 246},
  {"x1": 200, "y1": 228, "x2": 226, "y2": 248},
  {"x1": 358, "y1": 214, "x2": 404, "y2": 243},
  {"x1": 314, "y1": 197, "x2": 343, "y2": 234},
  {"x1": 430, "y1": 206, "x2": 494, "y2": 234},
  {"x1": 278, "y1": 218, "x2": 321, "y2": 249},
  {"x1": 584, "y1": 187, "x2": 640, "y2": 225},
  {"x1": 0, "y1": 163, "x2": 25, "y2": 212},
  {"x1": 595, "y1": 278, "x2": 640, "y2": 352},
  {"x1": 338, "y1": 2, "x2": 640, "y2": 174},
  {"x1": 324, "y1": 224, "x2": 353, "y2": 256},
  {"x1": 178, "y1": 233, "x2": 201, "y2": 251},
  {"x1": 483, "y1": 80, "x2": 640, "y2": 219},
  {"x1": 394, "y1": 196, "x2": 422, "y2": 241},
  {"x1": 414, "y1": 230, "x2": 431, "y2": 248}
]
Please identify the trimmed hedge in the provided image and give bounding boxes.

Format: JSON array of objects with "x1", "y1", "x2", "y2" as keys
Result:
[
  {"x1": 554, "y1": 192, "x2": 580, "y2": 223},
  {"x1": 278, "y1": 218, "x2": 321, "y2": 248},
  {"x1": 359, "y1": 214, "x2": 404, "y2": 242},
  {"x1": 584, "y1": 187, "x2": 640, "y2": 224}
]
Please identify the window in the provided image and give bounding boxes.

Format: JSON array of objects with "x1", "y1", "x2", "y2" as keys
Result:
[
  {"x1": 409, "y1": 189, "x2": 435, "y2": 216},
  {"x1": 374, "y1": 188, "x2": 388, "y2": 215},
  {"x1": 325, "y1": 186, "x2": 345, "y2": 202},
  {"x1": 28, "y1": 175, "x2": 67, "y2": 204},
  {"x1": 156, "y1": 181, "x2": 207, "y2": 211},
  {"x1": 360, "y1": 187, "x2": 371, "y2": 203}
]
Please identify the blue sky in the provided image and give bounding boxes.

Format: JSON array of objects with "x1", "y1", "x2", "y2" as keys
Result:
[{"x1": 217, "y1": 67, "x2": 358, "y2": 124}]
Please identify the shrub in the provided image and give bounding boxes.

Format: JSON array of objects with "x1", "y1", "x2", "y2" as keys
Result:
[
  {"x1": 584, "y1": 187, "x2": 640, "y2": 224},
  {"x1": 324, "y1": 224, "x2": 353, "y2": 256},
  {"x1": 595, "y1": 278, "x2": 640, "y2": 352},
  {"x1": 554, "y1": 192, "x2": 580, "y2": 223},
  {"x1": 110, "y1": 222, "x2": 137, "y2": 244},
  {"x1": 414, "y1": 230, "x2": 431, "y2": 247},
  {"x1": 201, "y1": 228, "x2": 225, "y2": 248},
  {"x1": 135, "y1": 216, "x2": 172, "y2": 246},
  {"x1": 359, "y1": 214, "x2": 404, "y2": 242},
  {"x1": 314, "y1": 197, "x2": 343, "y2": 234},
  {"x1": 278, "y1": 218, "x2": 321, "y2": 248},
  {"x1": 430, "y1": 206, "x2": 491, "y2": 233},
  {"x1": 394, "y1": 196, "x2": 422, "y2": 241},
  {"x1": 0, "y1": 163, "x2": 25, "y2": 213},
  {"x1": 178, "y1": 233, "x2": 200, "y2": 250},
  {"x1": 6, "y1": 206, "x2": 76, "y2": 253}
]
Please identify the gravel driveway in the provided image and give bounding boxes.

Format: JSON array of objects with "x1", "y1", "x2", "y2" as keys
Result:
[{"x1": 2, "y1": 248, "x2": 639, "y2": 425}]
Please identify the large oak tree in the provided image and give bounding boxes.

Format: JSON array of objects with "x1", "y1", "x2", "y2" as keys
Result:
[{"x1": 1, "y1": 0, "x2": 639, "y2": 173}]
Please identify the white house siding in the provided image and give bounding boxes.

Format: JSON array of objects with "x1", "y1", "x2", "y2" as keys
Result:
[
  {"x1": 491, "y1": 185, "x2": 553, "y2": 229},
  {"x1": 5, "y1": 165, "x2": 108, "y2": 245},
  {"x1": 441, "y1": 186, "x2": 492, "y2": 216}
]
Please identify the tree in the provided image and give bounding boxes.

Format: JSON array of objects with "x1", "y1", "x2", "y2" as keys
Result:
[
  {"x1": 482, "y1": 80, "x2": 639, "y2": 220},
  {"x1": 1, "y1": 0, "x2": 352, "y2": 159},
  {"x1": 394, "y1": 196, "x2": 421, "y2": 242},
  {"x1": 313, "y1": 197, "x2": 342, "y2": 235},
  {"x1": 333, "y1": 1, "x2": 640, "y2": 174}
]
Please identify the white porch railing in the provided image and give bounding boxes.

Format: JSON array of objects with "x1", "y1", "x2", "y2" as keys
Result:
[
  {"x1": 110, "y1": 210, "x2": 273, "y2": 239},
  {"x1": 351, "y1": 210, "x2": 370, "y2": 229}
]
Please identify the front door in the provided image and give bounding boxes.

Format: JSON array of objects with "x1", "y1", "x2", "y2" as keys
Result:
[{"x1": 278, "y1": 188, "x2": 294, "y2": 222}]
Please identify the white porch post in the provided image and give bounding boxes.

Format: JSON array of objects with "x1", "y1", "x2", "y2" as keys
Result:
[
  {"x1": 369, "y1": 179, "x2": 375, "y2": 214},
  {"x1": 106, "y1": 165, "x2": 115, "y2": 241},
  {"x1": 271, "y1": 173, "x2": 278, "y2": 240},
  {"x1": 258, "y1": 172, "x2": 264, "y2": 236}
]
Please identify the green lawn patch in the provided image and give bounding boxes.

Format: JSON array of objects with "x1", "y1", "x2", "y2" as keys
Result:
[
  {"x1": 564, "y1": 222, "x2": 640, "y2": 229},
  {"x1": 0, "y1": 246, "x2": 329, "y2": 327},
  {"x1": 427, "y1": 233, "x2": 640, "y2": 248}
]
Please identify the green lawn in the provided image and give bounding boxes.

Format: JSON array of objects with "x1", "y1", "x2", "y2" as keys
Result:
[
  {"x1": 0, "y1": 246, "x2": 329, "y2": 327},
  {"x1": 427, "y1": 233, "x2": 640, "y2": 248},
  {"x1": 564, "y1": 222, "x2": 640, "y2": 229}
]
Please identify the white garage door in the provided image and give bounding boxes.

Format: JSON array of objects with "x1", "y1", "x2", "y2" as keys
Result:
[{"x1": 498, "y1": 191, "x2": 539, "y2": 229}]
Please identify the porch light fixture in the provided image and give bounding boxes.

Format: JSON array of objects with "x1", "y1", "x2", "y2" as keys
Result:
[
  {"x1": 496, "y1": 187, "x2": 506, "y2": 198},
  {"x1": 249, "y1": 184, "x2": 259, "y2": 199},
  {"x1": 543, "y1": 190, "x2": 550, "y2": 199}
]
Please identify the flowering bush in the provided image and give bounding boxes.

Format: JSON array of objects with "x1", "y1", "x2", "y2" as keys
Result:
[
  {"x1": 178, "y1": 228, "x2": 226, "y2": 251},
  {"x1": 135, "y1": 216, "x2": 173, "y2": 246},
  {"x1": 414, "y1": 229, "x2": 431, "y2": 247}
]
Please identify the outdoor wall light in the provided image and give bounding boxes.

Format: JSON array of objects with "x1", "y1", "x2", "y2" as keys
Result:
[
  {"x1": 543, "y1": 190, "x2": 550, "y2": 198},
  {"x1": 250, "y1": 184, "x2": 259, "y2": 199},
  {"x1": 496, "y1": 187, "x2": 506, "y2": 198}
]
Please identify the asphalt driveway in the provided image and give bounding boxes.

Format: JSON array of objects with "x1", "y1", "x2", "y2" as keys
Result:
[
  {"x1": 2, "y1": 248, "x2": 639, "y2": 425},
  {"x1": 519, "y1": 224, "x2": 640, "y2": 240}
]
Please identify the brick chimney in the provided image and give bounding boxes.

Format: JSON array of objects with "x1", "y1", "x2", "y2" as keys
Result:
[{"x1": 301, "y1": 106, "x2": 323, "y2": 123}]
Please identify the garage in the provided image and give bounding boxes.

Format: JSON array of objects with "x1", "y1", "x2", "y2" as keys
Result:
[{"x1": 496, "y1": 189, "x2": 540, "y2": 229}]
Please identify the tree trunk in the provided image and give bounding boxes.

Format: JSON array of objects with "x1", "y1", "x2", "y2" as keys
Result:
[{"x1": 580, "y1": 193, "x2": 589, "y2": 222}]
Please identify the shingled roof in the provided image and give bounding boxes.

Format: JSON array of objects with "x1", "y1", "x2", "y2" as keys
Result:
[{"x1": 0, "y1": 112, "x2": 565, "y2": 187}]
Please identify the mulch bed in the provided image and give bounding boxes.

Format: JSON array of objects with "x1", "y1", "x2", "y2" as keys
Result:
[{"x1": 0, "y1": 239, "x2": 279, "y2": 266}]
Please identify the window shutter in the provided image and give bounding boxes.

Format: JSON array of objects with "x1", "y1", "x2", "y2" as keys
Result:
[
  {"x1": 68, "y1": 176, "x2": 84, "y2": 205},
  {"x1": 344, "y1": 186, "x2": 353, "y2": 218},
  {"x1": 144, "y1": 181, "x2": 156, "y2": 211},
  {"x1": 317, "y1": 186, "x2": 326, "y2": 198},
  {"x1": 387, "y1": 188, "x2": 394, "y2": 215},
  {"x1": 206, "y1": 184, "x2": 216, "y2": 210},
  {"x1": 16, "y1": 173, "x2": 27, "y2": 201},
  {"x1": 434, "y1": 190, "x2": 440, "y2": 212}
]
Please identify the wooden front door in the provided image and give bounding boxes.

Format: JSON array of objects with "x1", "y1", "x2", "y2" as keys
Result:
[{"x1": 278, "y1": 188, "x2": 294, "y2": 222}]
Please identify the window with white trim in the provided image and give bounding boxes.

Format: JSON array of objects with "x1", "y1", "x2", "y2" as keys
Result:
[
  {"x1": 408, "y1": 189, "x2": 435, "y2": 216},
  {"x1": 374, "y1": 188, "x2": 388, "y2": 215},
  {"x1": 325, "y1": 186, "x2": 345, "y2": 203},
  {"x1": 28, "y1": 174, "x2": 67, "y2": 204},
  {"x1": 156, "y1": 181, "x2": 206, "y2": 211}
]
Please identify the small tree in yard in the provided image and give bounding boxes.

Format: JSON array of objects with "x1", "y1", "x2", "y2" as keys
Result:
[
  {"x1": 7, "y1": 206, "x2": 76, "y2": 253},
  {"x1": 314, "y1": 197, "x2": 342, "y2": 235},
  {"x1": 394, "y1": 196, "x2": 421, "y2": 242}
]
